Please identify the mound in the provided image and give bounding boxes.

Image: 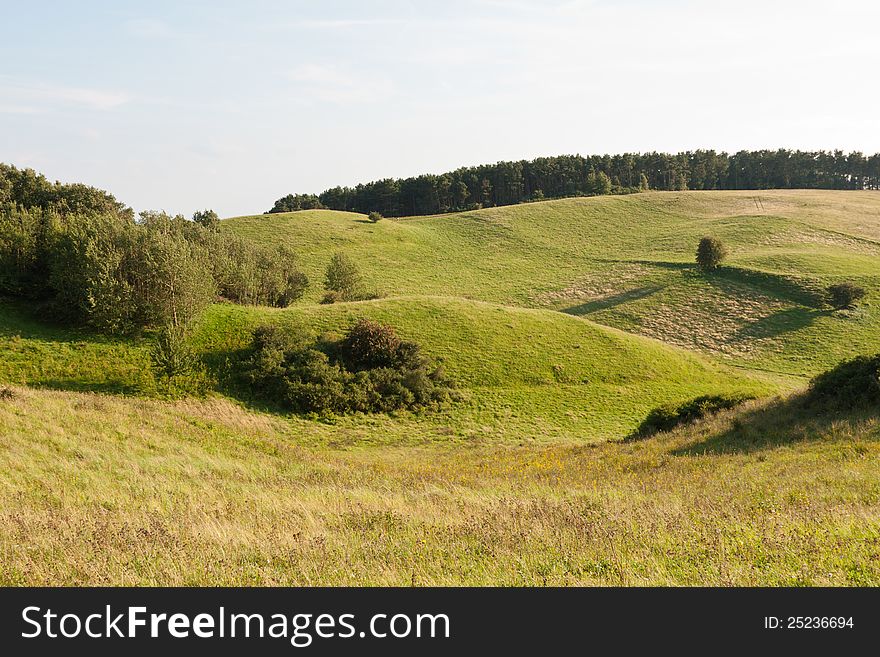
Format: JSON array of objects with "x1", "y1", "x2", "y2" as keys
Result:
[{"x1": 193, "y1": 296, "x2": 773, "y2": 440}]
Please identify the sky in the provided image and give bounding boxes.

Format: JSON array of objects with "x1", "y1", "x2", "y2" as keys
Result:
[{"x1": 3, "y1": 0, "x2": 879, "y2": 217}]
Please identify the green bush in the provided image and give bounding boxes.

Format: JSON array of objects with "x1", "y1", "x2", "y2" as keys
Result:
[
  {"x1": 806, "y1": 355, "x2": 880, "y2": 410},
  {"x1": 47, "y1": 212, "x2": 215, "y2": 334},
  {"x1": 241, "y1": 320, "x2": 456, "y2": 415},
  {"x1": 628, "y1": 394, "x2": 753, "y2": 440},
  {"x1": 696, "y1": 236, "x2": 727, "y2": 272},
  {"x1": 0, "y1": 205, "x2": 44, "y2": 295},
  {"x1": 368, "y1": 211, "x2": 383, "y2": 223},
  {"x1": 338, "y1": 318, "x2": 401, "y2": 370},
  {"x1": 827, "y1": 282, "x2": 866, "y2": 310},
  {"x1": 324, "y1": 252, "x2": 365, "y2": 302}
]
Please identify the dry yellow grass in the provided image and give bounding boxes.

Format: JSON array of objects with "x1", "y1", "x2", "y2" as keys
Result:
[{"x1": 1, "y1": 386, "x2": 877, "y2": 586}]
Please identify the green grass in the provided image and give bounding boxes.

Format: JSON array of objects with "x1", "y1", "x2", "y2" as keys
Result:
[
  {"x1": 192, "y1": 296, "x2": 776, "y2": 442},
  {"x1": 226, "y1": 190, "x2": 880, "y2": 376},
  {"x1": 0, "y1": 385, "x2": 876, "y2": 586},
  {"x1": 2, "y1": 189, "x2": 880, "y2": 585}
]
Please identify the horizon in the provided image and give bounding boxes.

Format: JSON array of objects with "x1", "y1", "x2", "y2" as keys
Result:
[{"x1": 4, "y1": 0, "x2": 880, "y2": 217}]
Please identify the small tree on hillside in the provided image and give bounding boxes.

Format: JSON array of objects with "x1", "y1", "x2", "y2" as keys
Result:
[
  {"x1": 639, "y1": 173, "x2": 650, "y2": 191},
  {"x1": 368, "y1": 211, "x2": 383, "y2": 223},
  {"x1": 192, "y1": 209, "x2": 220, "y2": 231},
  {"x1": 324, "y1": 252, "x2": 363, "y2": 302},
  {"x1": 827, "y1": 282, "x2": 866, "y2": 310},
  {"x1": 696, "y1": 236, "x2": 727, "y2": 272}
]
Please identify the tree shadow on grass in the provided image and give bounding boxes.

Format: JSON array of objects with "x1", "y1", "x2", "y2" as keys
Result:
[
  {"x1": 563, "y1": 285, "x2": 664, "y2": 315},
  {"x1": 670, "y1": 394, "x2": 876, "y2": 456},
  {"x1": 713, "y1": 266, "x2": 825, "y2": 307},
  {"x1": 732, "y1": 307, "x2": 827, "y2": 341},
  {"x1": 30, "y1": 379, "x2": 146, "y2": 396}
]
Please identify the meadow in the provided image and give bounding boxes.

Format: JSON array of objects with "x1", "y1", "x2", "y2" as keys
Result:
[{"x1": 1, "y1": 189, "x2": 879, "y2": 585}]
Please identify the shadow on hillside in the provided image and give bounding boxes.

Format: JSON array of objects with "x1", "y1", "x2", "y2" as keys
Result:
[
  {"x1": 31, "y1": 379, "x2": 145, "y2": 396},
  {"x1": 199, "y1": 345, "x2": 292, "y2": 415},
  {"x1": 733, "y1": 307, "x2": 827, "y2": 341},
  {"x1": 0, "y1": 301, "x2": 107, "y2": 344},
  {"x1": 593, "y1": 258, "x2": 693, "y2": 271},
  {"x1": 714, "y1": 266, "x2": 825, "y2": 307},
  {"x1": 670, "y1": 394, "x2": 876, "y2": 456},
  {"x1": 563, "y1": 285, "x2": 664, "y2": 315}
]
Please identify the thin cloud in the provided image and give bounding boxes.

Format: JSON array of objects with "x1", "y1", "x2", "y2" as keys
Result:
[
  {"x1": 271, "y1": 18, "x2": 409, "y2": 30},
  {"x1": 0, "y1": 77, "x2": 130, "y2": 111},
  {"x1": 287, "y1": 64, "x2": 394, "y2": 104}
]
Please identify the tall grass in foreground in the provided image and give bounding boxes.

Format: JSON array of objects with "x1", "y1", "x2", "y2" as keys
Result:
[{"x1": 0, "y1": 386, "x2": 876, "y2": 586}]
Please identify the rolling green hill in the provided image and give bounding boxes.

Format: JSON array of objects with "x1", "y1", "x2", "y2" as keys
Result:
[
  {"x1": 226, "y1": 190, "x2": 880, "y2": 377},
  {"x1": 2, "y1": 189, "x2": 879, "y2": 585},
  {"x1": 0, "y1": 295, "x2": 773, "y2": 443}
]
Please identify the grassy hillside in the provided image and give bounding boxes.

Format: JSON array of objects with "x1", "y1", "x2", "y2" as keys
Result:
[
  {"x1": 2, "y1": 189, "x2": 879, "y2": 586},
  {"x1": 1, "y1": 385, "x2": 876, "y2": 586},
  {"x1": 227, "y1": 190, "x2": 880, "y2": 376},
  {"x1": 0, "y1": 297, "x2": 773, "y2": 443}
]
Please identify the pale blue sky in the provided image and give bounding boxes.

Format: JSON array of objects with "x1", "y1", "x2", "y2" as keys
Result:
[{"x1": 3, "y1": 0, "x2": 879, "y2": 217}]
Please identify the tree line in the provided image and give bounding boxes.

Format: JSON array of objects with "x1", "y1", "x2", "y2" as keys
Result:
[{"x1": 268, "y1": 149, "x2": 880, "y2": 217}]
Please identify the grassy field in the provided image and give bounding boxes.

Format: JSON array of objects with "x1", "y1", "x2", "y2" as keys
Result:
[
  {"x1": 1, "y1": 189, "x2": 879, "y2": 585},
  {"x1": 1, "y1": 385, "x2": 877, "y2": 586}
]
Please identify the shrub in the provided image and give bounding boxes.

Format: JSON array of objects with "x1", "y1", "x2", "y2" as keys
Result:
[
  {"x1": 696, "y1": 236, "x2": 727, "y2": 272},
  {"x1": 338, "y1": 318, "x2": 402, "y2": 370},
  {"x1": 206, "y1": 234, "x2": 308, "y2": 307},
  {"x1": 827, "y1": 282, "x2": 866, "y2": 310},
  {"x1": 806, "y1": 354, "x2": 880, "y2": 410},
  {"x1": 0, "y1": 205, "x2": 44, "y2": 295},
  {"x1": 150, "y1": 323, "x2": 200, "y2": 379},
  {"x1": 628, "y1": 394, "x2": 753, "y2": 440},
  {"x1": 241, "y1": 320, "x2": 456, "y2": 414},
  {"x1": 324, "y1": 252, "x2": 364, "y2": 302},
  {"x1": 149, "y1": 323, "x2": 212, "y2": 397},
  {"x1": 368, "y1": 211, "x2": 383, "y2": 223}
]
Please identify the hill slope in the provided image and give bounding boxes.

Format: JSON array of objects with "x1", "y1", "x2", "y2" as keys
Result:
[
  {"x1": 194, "y1": 296, "x2": 775, "y2": 442},
  {"x1": 226, "y1": 190, "x2": 880, "y2": 377},
  {"x1": 0, "y1": 297, "x2": 770, "y2": 442}
]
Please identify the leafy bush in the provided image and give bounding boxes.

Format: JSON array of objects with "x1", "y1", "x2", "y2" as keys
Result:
[
  {"x1": 338, "y1": 318, "x2": 401, "y2": 370},
  {"x1": 47, "y1": 212, "x2": 215, "y2": 334},
  {"x1": 324, "y1": 252, "x2": 364, "y2": 302},
  {"x1": 806, "y1": 354, "x2": 880, "y2": 410},
  {"x1": 696, "y1": 236, "x2": 727, "y2": 272},
  {"x1": 151, "y1": 324, "x2": 200, "y2": 378},
  {"x1": 368, "y1": 211, "x2": 383, "y2": 223},
  {"x1": 0, "y1": 205, "x2": 44, "y2": 295},
  {"x1": 628, "y1": 394, "x2": 753, "y2": 440},
  {"x1": 241, "y1": 320, "x2": 456, "y2": 414},
  {"x1": 827, "y1": 282, "x2": 866, "y2": 310}
]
